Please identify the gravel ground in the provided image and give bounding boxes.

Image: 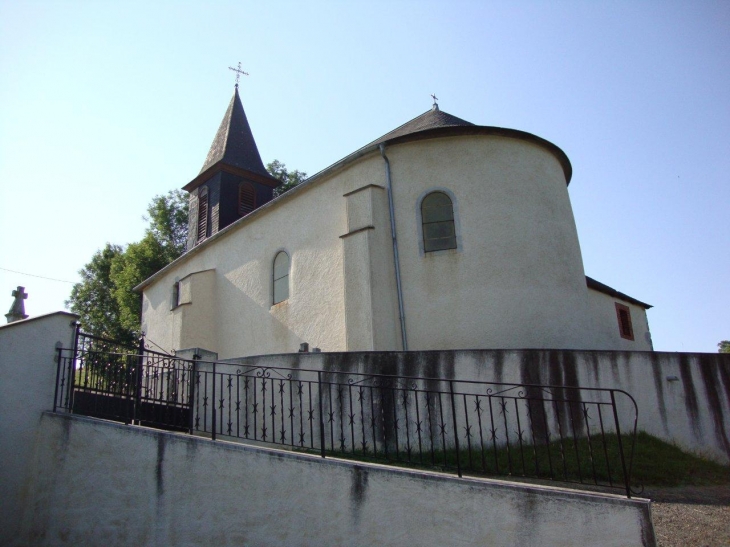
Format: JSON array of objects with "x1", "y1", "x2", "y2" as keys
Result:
[{"x1": 648, "y1": 486, "x2": 730, "y2": 547}]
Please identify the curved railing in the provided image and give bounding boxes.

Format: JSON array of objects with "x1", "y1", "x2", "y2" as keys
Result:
[{"x1": 53, "y1": 329, "x2": 641, "y2": 497}]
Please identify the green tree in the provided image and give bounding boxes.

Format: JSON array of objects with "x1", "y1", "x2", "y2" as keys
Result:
[
  {"x1": 144, "y1": 189, "x2": 189, "y2": 259},
  {"x1": 67, "y1": 191, "x2": 188, "y2": 341},
  {"x1": 719, "y1": 341, "x2": 730, "y2": 354},
  {"x1": 66, "y1": 243, "x2": 131, "y2": 343},
  {"x1": 267, "y1": 160, "x2": 307, "y2": 197},
  {"x1": 110, "y1": 234, "x2": 172, "y2": 335}
]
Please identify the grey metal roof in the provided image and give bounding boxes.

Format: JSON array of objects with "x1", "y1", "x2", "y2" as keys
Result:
[{"x1": 198, "y1": 87, "x2": 271, "y2": 179}]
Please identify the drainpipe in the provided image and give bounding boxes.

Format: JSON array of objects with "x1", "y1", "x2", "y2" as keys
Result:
[{"x1": 379, "y1": 144, "x2": 408, "y2": 351}]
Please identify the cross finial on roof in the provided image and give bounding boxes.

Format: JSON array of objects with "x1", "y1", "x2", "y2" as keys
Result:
[
  {"x1": 431, "y1": 93, "x2": 439, "y2": 110},
  {"x1": 228, "y1": 62, "x2": 249, "y2": 88},
  {"x1": 6, "y1": 285, "x2": 28, "y2": 323}
]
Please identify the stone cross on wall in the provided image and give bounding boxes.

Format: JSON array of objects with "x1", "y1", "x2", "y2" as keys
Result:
[{"x1": 6, "y1": 286, "x2": 29, "y2": 323}]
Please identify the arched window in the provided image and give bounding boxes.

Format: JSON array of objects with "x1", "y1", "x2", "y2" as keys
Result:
[
  {"x1": 273, "y1": 251, "x2": 290, "y2": 304},
  {"x1": 421, "y1": 191, "x2": 456, "y2": 252},
  {"x1": 239, "y1": 183, "x2": 256, "y2": 216},
  {"x1": 197, "y1": 187, "x2": 209, "y2": 242}
]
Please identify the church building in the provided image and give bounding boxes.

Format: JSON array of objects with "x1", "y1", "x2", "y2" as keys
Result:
[{"x1": 135, "y1": 86, "x2": 653, "y2": 358}]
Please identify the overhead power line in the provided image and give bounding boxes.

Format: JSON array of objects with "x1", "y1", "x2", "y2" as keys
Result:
[{"x1": 0, "y1": 266, "x2": 76, "y2": 284}]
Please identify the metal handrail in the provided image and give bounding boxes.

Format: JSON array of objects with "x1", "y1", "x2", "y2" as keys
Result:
[{"x1": 53, "y1": 331, "x2": 641, "y2": 497}]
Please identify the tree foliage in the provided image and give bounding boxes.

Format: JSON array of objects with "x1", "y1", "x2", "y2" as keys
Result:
[
  {"x1": 66, "y1": 244, "x2": 129, "y2": 342},
  {"x1": 719, "y1": 341, "x2": 730, "y2": 354},
  {"x1": 67, "y1": 191, "x2": 188, "y2": 342},
  {"x1": 268, "y1": 160, "x2": 307, "y2": 197},
  {"x1": 110, "y1": 234, "x2": 171, "y2": 336},
  {"x1": 144, "y1": 190, "x2": 189, "y2": 258}
]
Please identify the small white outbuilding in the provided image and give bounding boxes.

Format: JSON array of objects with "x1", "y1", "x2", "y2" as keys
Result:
[{"x1": 135, "y1": 87, "x2": 652, "y2": 358}]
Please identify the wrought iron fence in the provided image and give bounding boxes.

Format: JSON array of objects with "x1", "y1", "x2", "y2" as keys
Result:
[
  {"x1": 54, "y1": 328, "x2": 641, "y2": 497},
  {"x1": 54, "y1": 326, "x2": 193, "y2": 431}
]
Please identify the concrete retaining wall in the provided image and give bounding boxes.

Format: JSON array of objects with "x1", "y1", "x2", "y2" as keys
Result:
[
  {"x1": 9, "y1": 316, "x2": 728, "y2": 545},
  {"x1": 224, "y1": 349, "x2": 730, "y2": 464},
  {"x1": 0, "y1": 311, "x2": 78, "y2": 547},
  {"x1": 17, "y1": 413, "x2": 655, "y2": 546}
]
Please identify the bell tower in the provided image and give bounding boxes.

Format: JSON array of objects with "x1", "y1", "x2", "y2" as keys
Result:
[{"x1": 183, "y1": 83, "x2": 280, "y2": 250}]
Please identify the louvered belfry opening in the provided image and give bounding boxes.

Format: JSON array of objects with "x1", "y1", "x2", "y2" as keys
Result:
[
  {"x1": 238, "y1": 182, "x2": 256, "y2": 216},
  {"x1": 197, "y1": 191, "x2": 209, "y2": 242}
]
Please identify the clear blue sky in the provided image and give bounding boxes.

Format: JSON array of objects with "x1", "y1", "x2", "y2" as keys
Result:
[{"x1": 1, "y1": 1, "x2": 728, "y2": 352}]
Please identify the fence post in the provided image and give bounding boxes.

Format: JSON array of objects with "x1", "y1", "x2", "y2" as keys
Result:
[
  {"x1": 211, "y1": 361, "x2": 217, "y2": 441},
  {"x1": 610, "y1": 390, "x2": 631, "y2": 498},
  {"x1": 67, "y1": 322, "x2": 81, "y2": 412},
  {"x1": 53, "y1": 345, "x2": 63, "y2": 413},
  {"x1": 188, "y1": 354, "x2": 198, "y2": 435},
  {"x1": 132, "y1": 336, "x2": 145, "y2": 425},
  {"x1": 318, "y1": 371, "x2": 326, "y2": 458},
  {"x1": 449, "y1": 380, "x2": 462, "y2": 478}
]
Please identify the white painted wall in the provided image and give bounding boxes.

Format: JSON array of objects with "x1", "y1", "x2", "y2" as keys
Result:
[
  {"x1": 0, "y1": 312, "x2": 78, "y2": 546},
  {"x1": 141, "y1": 156, "x2": 370, "y2": 357},
  {"x1": 342, "y1": 183, "x2": 401, "y2": 351},
  {"x1": 586, "y1": 288, "x2": 653, "y2": 351},
  {"x1": 383, "y1": 135, "x2": 594, "y2": 351},
  {"x1": 172, "y1": 269, "x2": 217, "y2": 351},
  {"x1": 140, "y1": 131, "x2": 652, "y2": 357},
  {"x1": 228, "y1": 349, "x2": 730, "y2": 465},
  {"x1": 18, "y1": 413, "x2": 656, "y2": 546}
]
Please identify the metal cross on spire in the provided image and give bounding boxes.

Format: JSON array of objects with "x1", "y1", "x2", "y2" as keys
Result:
[
  {"x1": 228, "y1": 62, "x2": 249, "y2": 88},
  {"x1": 431, "y1": 93, "x2": 439, "y2": 110}
]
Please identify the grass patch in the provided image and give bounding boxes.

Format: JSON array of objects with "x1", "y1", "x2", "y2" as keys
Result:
[
  {"x1": 326, "y1": 432, "x2": 729, "y2": 488},
  {"x1": 629, "y1": 432, "x2": 729, "y2": 487}
]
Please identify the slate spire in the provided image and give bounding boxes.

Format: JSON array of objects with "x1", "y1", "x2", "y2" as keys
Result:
[
  {"x1": 184, "y1": 87, "x2": 279, "y2": 249},
  {"x1": 199, "y1": 86, "x2": 271, "y2": 178}
]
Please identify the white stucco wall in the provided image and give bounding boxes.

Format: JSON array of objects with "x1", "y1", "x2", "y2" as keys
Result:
[
  {"x1": 141, "y1": 157, "x2": 381, "y2": 357},
  {"x1": 342, "y1": 184, "x2": 401, "y2": 351},
  {"x1": 18, "y1": 413, "x2": 656, "y2": 546},
  {"x1": 382, "y1": 135, "x2": 594, "y2": 350},
  {"x1": 0, "y1": 312, "x2": 78, "y2": 546},
  {"x1": 228, "y1": 349, "x2": 730, "y2": 465},
  {"x1": 141, "y1": 131, "x2": 651, "y2": 356},
  {"x1": 586, "y1": 289, "x2": 653, "y2": 351},
  {"x1": 173, "y1": 269, "x2": 217, "y2": 351}
]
